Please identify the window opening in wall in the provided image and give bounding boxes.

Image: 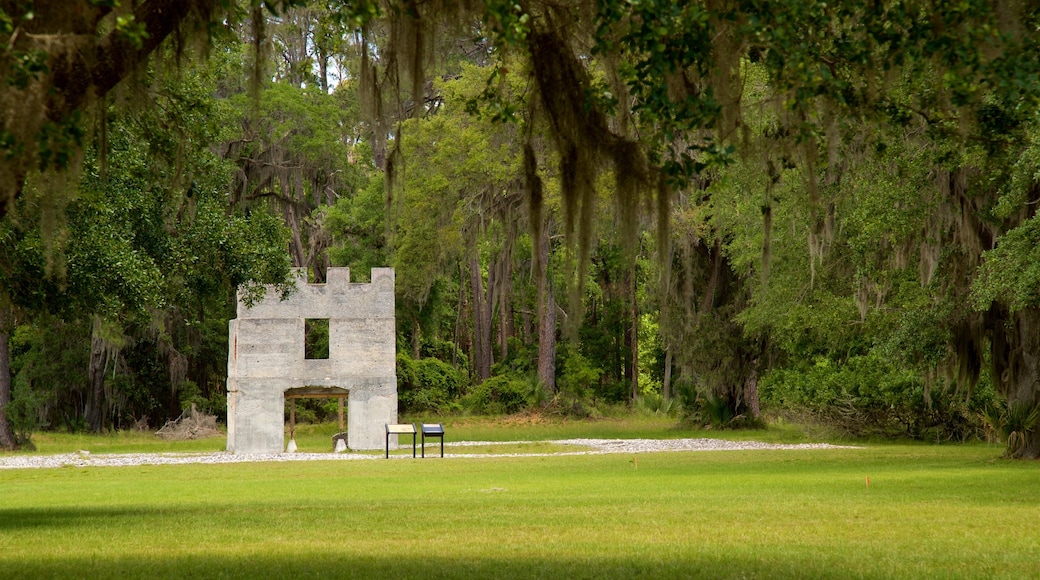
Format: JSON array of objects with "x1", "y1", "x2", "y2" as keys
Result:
[{"x1": 305, "y1": 318, "x2": 329, "y2": 359}]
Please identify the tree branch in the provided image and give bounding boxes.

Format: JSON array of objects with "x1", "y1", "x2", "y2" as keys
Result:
[{"x1": 48, "y1": 0, "x2": 221, "y2": 122}]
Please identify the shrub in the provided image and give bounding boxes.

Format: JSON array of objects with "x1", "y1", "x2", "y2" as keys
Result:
[
  {"x1": 699, "y1": 393, "x2": 735, "y2": 427},
  {"x1": 984, "y1": 398, "x2": 1040, "y2": 457},
  {"x1": 415, "y1": 357, "x2": 465, "y2": 398},
  {"x1": 285, "y1": 400, "x2": 318, "y2": 425},
  {"x1": 634, "y1": 392, "x2": 680, "y2": 417},
  {"x1": 557, "y1": 345, "x2": 601, "y2": 401},
  {"x1": 463, "y1": 374, "x2": 530, "y2": 415},
  {"x1": 396, "y1": 352, "x2": 465, "y2": 414},
  {"x1": 176, "y1": 380, "x2": 227, "y2": 424},
  {"x1": 5, "y1": 380, "x2": 45, "y2": 449},
  {"x1": 760, "y1": 353, "x2": 993, "y2": 440},
  {"x1": 178, "y1": 380, "x2": 203, "y2": 412},
  {"x1": 420, "y1": 337, "x2": 468, "y2": 375},
  {"x1": 491, "y1": 336, "x2": 537, "y2": 377}
]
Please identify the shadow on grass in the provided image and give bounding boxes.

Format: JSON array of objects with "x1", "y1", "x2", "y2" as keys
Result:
[
  {"x1": 3, "y1": 551, "x2": 835, "y2": 579},
  {"x1": 1, "y1": 507, "x2": 837, "y2": 579},
  {"x1": 0, "y1": 506, "x2": 174, "y2": 531}
]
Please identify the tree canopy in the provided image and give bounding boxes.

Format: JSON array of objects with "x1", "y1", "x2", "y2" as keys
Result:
[{"x1": 4, "y1": 0, "x2": 1040, "y2": 458}]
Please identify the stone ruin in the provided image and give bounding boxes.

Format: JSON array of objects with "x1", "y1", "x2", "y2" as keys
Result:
[{"x1": 226, "y1": 267, "x2": 397, "y2": 454}]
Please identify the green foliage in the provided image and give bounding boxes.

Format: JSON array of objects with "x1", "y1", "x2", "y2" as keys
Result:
[
  {"x1": 391, "y1": 62, "x2": 523, "y2": 310},
  {"x1": 62, "y1": 182, "x2": 166, "y2": 317},
  {"x1": 594, "y1": 0, "x2": 725, "y2": 182},
  {"x1": 285, "y1": 398, "x2": 341, "y2": 426},
  {"x1": 698, "y1": 393, "x2": 736, "y2": 428},
  {"x1": 675, "y1": 379, "x2": 763, "y2": 430},
  {"x1": 463, "y1": 374, "x2": 530, "y2": 415},
  {"x1": 420, "y1": 337, "x2": 469, "y2": 375},
  {"x1": 760, "y1": 354, "x2": 992, "y2": 441},
  {"x1": 972, "y1": 214, "x2": 1040, "y2": 311},
  {"x1": 633, "y1": 392, "x2": 679, "y2": 417},
  {"x1": 229, "y1": 81, "x2": 357, "y2": 172},
  {"x1": 984, "y1": 398, "x2": 1040, "y2": 457},
  {"x1": 304, "y1": 318, "x2": 329, "y2": 360},
  {"x1": 177, "y1": 381, "x2": 225, "y2": 419},
  {"x1": 9, "y1": 320, "x2": 88, "y2": 432},
  {"x1": 324, "y1": 175, "x2": 388, "y2": 273},
  {"x1": 556, "y1": 343, "x2": 602, "y2": 402},
  {"x1": 396, "y1": 352, "x2": 465, "y2": 414},
  {"x1": 577, "y1": 242, "x2": 644, "y2": 403},
  {"x1": 0, "y1": 54, "x2": 294, "y2": 432},
  {"x1": 636, "y1": 313, "x2": 665, "y2": 396},
  {"x1": 4, "y1": 379, "x2": 45, "y2": 448},
  {"x1": 482, "y1": 0, "x2": 532, "y2": 46},
  {"x1": 491, "y1": 336, "x2": 535, "y2": 377},
  {"x1": 9, "y1": 0, "x2": 1040, "y2": 454}
]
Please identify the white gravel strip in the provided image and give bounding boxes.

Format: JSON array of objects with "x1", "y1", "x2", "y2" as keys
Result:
[
  {"x1": 0, "y1": 450, "x2": 376, "y2": 470},
  {"x1": 541, "y1": 438, "x2": 852, "y2": 453},
  {"x1": 0, "y1": 438, "x2": 856, "y2": 470}
]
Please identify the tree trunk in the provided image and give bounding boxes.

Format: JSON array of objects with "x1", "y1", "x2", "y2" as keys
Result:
[
  {"x1": 86, "y1": 316, "x2": 108, "y2": 433},
  {"x1": 744, "y1": 365, "x2": 760, "y2": 418},
  {"x1": 663, "y1": 347, "x2": 672, "y2": 400},
  {"x1": 498, "y1": 253, "x2": 515, "y2": 364},
  {"x1": 991, "y1": 306, "x2": 1040, "y2": 459},
  {"x1": 318, "y1": 46, "x2": 329, "y2": 93},
  {"x1": 285, "y1": 204, "x2": 307, "y2": 268},
  {"x1": 499, "y1": 219, "x2": 518, "y2": 362},
  {"x1": 412, "y1": 317, "x2": 421, "y2": 360},
  {"x1": 629, "y1": 264, "x2": 639, "y2": 401},
  {"x1": 469, "y1": 242, "x2": 492, "y2": 383},
  {"x1": 536, "y1": 229, "x2": 556, "y2": 394},
  {"x1": 454, "y1": 266, "x2": 466, "y2": 368},
  {"x1": 0, "y1": 307, "x2": 17, "y2": 449},
  {"x1": 455, "y1": 265, "x2": 471, "y2": 370}
]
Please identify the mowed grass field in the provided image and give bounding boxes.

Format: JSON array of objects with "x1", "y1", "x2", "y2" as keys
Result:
[{"x1": 1, "y1": 417, "x2": 1038, "y2": 579}]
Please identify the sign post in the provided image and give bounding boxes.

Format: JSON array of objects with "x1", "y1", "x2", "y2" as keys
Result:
[
  {"x1": 385, "y1": 423, "x2": 417, "y2": 458},
  {"x1": 420, "y1": 423, "x2": 445, "y2": 458}
]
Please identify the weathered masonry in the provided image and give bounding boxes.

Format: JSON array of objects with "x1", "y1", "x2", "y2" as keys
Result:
[{"x1": 226, "y1": 268, "x2": 397, "y2": 454}]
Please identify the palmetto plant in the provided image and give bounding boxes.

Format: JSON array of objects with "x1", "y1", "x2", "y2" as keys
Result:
[
  {"x1": 634, "y1": 393, "x2": 680, "y2": 417},
  {"x1": 984, "y1": 399, "x2": 1040, "y2": 457},
  {"x1": 699, "y1": 393, "x2": 736, "y2": 428}
]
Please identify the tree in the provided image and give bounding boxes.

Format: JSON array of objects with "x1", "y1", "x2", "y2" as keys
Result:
[
  {"x1": 353, "y1": 0, "x2": 1040, "y2": 445},
  {"x1": 0, "y1": 305, "x2": 14, "y2": 447},
  {"x1": 0, "y1": 50, "x2": 293, "y2": 441},
  {"x1": 393, "y1": 62, "x2": 525, "y2": 383},
  {"x1": 0, "y1": 0, "x2": 244, "y2": 218},
  {"x1": 8, "y1": 0, "x2": 1040, "y2": 456}
]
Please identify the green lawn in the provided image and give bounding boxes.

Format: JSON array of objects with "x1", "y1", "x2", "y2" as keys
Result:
[{"x1": 1, "y1": 425, "x2": 1037, "y2": 579}]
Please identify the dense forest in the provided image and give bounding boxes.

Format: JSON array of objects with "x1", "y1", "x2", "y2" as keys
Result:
[{"x1": 3, "y1": 0, "x2": 1040, "y2": 457}]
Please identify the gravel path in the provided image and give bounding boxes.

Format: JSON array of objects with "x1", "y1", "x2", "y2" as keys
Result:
[{"x1": 0, "y1": 438, "x2": 855, "y2": 470}]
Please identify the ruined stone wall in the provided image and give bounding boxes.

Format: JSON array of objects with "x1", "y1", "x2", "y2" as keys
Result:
[{"x1": 226, "y1": 268, "x2": 396, "y2": 453}]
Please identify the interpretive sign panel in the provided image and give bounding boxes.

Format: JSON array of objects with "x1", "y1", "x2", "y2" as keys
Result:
[
  {"x1": 386, "y1": 423, "x2": 417, "y2": 458},
  {"x1": 421, "y1": 423, "x2": 445, "y2": 458}
]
